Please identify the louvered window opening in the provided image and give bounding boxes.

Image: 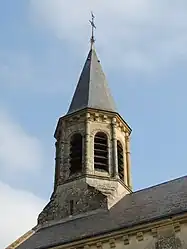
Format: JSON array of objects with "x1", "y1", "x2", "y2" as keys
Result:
[
  {"x1": 117, "y1": 141, "x2": 124, "y2": 180},
  {"x1": 70, "y1": 134, "x2": 82, "y2": 175},
  {"x1": 94, "y1": 132, "x2": 108, "y2": 172}
]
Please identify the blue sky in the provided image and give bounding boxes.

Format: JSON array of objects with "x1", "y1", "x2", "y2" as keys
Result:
[{"x1": 1, "y1": 0, "x2": 187, "y2": 247}]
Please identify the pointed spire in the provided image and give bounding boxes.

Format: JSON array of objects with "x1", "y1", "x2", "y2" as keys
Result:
[{"x1": 67, "y1": 14, "x2": 116, "y2": 115}]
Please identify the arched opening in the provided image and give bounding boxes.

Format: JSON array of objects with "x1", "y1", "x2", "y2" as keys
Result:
[
  {"x1": 70, "y1": 133, "x2": 82, "y2": 175},
  {"x1": 117, "y1": 141, "x2": 124, "y2": 180},
  {"x1": 94, "y1": 132, "x2": 108, "y2": 172}
]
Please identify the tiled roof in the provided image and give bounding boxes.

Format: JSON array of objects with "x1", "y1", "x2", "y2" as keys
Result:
[{"x1": 16, "y1": 175, "x2": 187, "y2": 249}]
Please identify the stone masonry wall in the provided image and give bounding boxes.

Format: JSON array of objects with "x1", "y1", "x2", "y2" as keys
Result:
[
  {"x1": 59, "y1": 220, "x2": 187, "y2": 249},
  {"x1": 41, "y1": 110, "x2": 132, "y2": 225},
  {"x1": 55, "y1": 110, "x2": 131, "y2": 187},
  {"x1": 38, "y1": 177, "x2": 108, "y2": 225}
]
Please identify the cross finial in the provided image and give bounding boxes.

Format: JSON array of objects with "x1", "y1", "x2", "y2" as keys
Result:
[{"x1": 89, "y1": 11, "x2": 96, "y2": 47}]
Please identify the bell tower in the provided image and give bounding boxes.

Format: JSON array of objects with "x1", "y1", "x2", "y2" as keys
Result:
[{"x1": 38, "y1": 15, "x2": 132, "y2": 226}]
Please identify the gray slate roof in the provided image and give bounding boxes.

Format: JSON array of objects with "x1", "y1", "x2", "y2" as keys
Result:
[
  {"x1": 17, "y1": 175, "x2": 187, "y2": 249},
  {"x1": 67, "y1": 47, "x2": 117, "y2": 114}
]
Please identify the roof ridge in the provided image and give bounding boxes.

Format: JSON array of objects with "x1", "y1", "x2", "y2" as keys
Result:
[
  {"x1": 87, "y1": 48, "x2": 93, "y2": 107},
  {"x1": 132, "y1": 175, "x2": 187, "y2": 195}
]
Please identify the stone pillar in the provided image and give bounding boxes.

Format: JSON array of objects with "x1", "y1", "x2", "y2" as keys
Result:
[
  {"x1": 125, "y1": 132, "x2": 132, "y2": 188},
  {"x1": 112, "y1": 117, "x2": 118, "y2": 178},
  {"x1": 85, "y1": 113, "x2": 91, "y2": 174},
  {"x1": 62, "y1": 138, "x2": 70, "y2": 180},
  {"x1": 123, "y1": 138, "x2": 128, "y2": 186}
]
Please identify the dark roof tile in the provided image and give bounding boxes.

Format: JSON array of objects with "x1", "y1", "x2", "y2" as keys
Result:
[
  {"x1": 67, "y1": 48, "x2": 116, "y2": 114},
  {"x1": 17, "y1": 176, "x2": 187, "y2": 249}
]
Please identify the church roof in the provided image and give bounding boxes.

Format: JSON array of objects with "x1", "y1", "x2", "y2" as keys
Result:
[
  {"x1": 16, "y1": 175, "x2": 187, "y2": 249},
  {"x1": 67, "y1": 47, "x2": 117, "y2": 114}
]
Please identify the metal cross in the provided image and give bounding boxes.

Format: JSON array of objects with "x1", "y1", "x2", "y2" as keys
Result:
[{"x1": 89, "y1": 11, "x2": 96, "y2": 45}]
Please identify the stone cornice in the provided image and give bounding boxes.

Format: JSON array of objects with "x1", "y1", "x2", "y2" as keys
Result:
[
  {"x1": 51, "y1": 212, "x2": 187, "y2": 249},
  {"x1": 54, "y1": 108, "x2": 132, "y2": 139},
  {"x1": 56, "y1": 174, "x2": 132, "y2": 193}
]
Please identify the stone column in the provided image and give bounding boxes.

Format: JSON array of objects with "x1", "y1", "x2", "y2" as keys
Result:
[
  {"x1": 125, "y1": 132, "x2": 132, "y2": 189},
  {"x1": 85, "y1": 113, "x2": 91, "y2": 174},
  {"x1": 123, "y1": 137, "x2": 128, "y2": 186},
  {"x1": 112, "y1": 117, "x2": 118, "y2": 178},
  {"x1": 63, "y1": 140, "x2": 69, "y2": 179}
]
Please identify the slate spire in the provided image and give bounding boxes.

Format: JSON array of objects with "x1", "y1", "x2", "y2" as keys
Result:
[{"x1": 67, "y1": 13, "x2": 116, "y2": 114}]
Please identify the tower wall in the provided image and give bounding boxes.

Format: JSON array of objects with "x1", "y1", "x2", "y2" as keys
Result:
[
  {"x1": 38, "y1": 109, "x2": 132, "y2": 226},
  {"x1": 54, "y1": 110, "x2": 132, "y2": 188}
]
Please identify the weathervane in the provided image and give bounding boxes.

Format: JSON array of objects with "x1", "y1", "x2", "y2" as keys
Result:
[{"x1": 89, "y1": 11, "x2": 96, "y2": 47}]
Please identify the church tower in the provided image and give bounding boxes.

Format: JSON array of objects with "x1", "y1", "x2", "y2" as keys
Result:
[
  {"x1": 38, "y1": 15, "x2": 132, "y2": 225},
  {"x1": 8, "y1": 13, "x2": 187, "y2": 249}
]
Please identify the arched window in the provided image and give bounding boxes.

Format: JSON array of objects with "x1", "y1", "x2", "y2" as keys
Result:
[
  {"x1": 70, "y1": 133, "x2": 82, "y2": 175},
  {"x1": 117, "y1": 141, "x2": 124, "y2": 180},
  {"x1": 94, "y1": 132, "x2": 108, "y2": 172}
]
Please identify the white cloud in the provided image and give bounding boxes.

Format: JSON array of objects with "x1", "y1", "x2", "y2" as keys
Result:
[
  {"x1": 30, "y1": 0, "x2": 187, "y2": 72},
  {"x1": 0, "y1": 181, "x2": 45, "y2": 248},
  {"x1": 0, "y1": 109, "x2": 43, "y2": 172},
  {"x1": 0, "y1": 109, "x2": 46, "y2": 247}
]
